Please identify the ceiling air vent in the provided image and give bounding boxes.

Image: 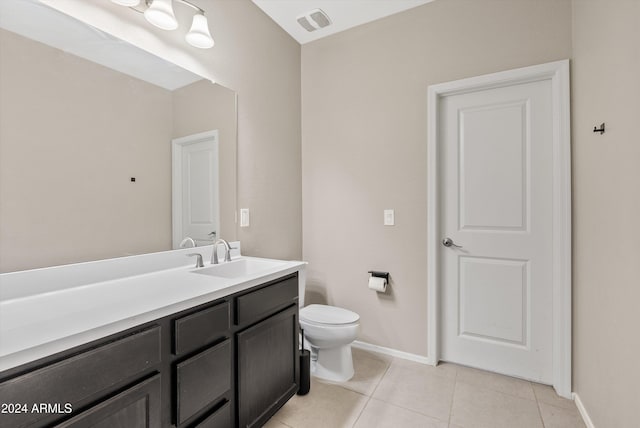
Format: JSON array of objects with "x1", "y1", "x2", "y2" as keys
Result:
[{"x1": 296, "y1": 9, "x2": 332, "y2": 32}]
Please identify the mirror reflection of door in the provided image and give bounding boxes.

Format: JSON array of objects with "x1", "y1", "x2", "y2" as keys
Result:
[
  {"x1": 172, "y1": 130, "x2": 220, "y2": 248},
  {"x1": 0, "y1": 0, "x2": 237, "y2": 271}
]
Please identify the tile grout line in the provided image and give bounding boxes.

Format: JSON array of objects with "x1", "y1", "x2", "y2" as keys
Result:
[
  {"x1": 454, "y1": 365, "x2": 540, "y2": 402},
  {"x1": 532, "y1": 384, "x2": 548, "y2": 428},
  {"x1": 369, "y1": 395, "x2": 452, "y2": 424},
  {"x1": 333, "y1": 354, "x2": 398, "y2": 428},
  {"x1": 350, "y1": 395, "x2": 372, "y2": 427},
  {"x1": 447, "y1": 365, "x2": 459, "y2": 427},
  {"x1": 347, "y1": 354, "x2": 395, "y2": 427},
  {"x1": 365, "y1": 358, "x2": 455, "y2": 424},
  {"x1": 368, "y1": 355, "x2": 394, "y2": 398},
  {"x1": 456, "y1": 385, "x2": 538, "y2": 403}
]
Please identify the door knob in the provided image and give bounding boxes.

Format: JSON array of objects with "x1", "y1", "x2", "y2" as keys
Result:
[{"x1": 442, "y1": 238, "x2": 462, "y2": 248}]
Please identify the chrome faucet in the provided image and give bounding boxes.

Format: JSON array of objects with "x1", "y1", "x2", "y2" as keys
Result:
[
  {"x1": 179, "y1": 237, "x2": 196, "y2": 248},
  {"x1": 211, "y1": 239, "x2": 232, "y2": 264}
]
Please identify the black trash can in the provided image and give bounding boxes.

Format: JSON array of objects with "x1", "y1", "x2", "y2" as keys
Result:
[{"x1": 298, "y1": 329, "x2": 311, "y2": 395}]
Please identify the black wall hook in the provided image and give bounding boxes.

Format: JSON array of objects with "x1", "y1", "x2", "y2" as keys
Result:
[{"x1": 593, "y1": 123, "x2": 605, "y2": 134}]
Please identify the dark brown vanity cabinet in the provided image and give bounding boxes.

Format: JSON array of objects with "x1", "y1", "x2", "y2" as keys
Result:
[
  {"x1": 235, "y1": 276, "x2": 300, "y2": 428},
  {"x1": 0, "y1": 272, "x2": 300, "y2": 428}
]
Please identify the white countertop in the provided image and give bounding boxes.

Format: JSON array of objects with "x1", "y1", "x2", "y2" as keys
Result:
[{"x1": 0, "y1": 248, "x2": 305, "y2": 372}]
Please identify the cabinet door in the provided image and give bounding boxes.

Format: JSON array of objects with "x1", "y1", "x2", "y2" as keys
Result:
[
  {"x1": 237, "y1": 305, "x2": 299, "y2": 428},
  {"x1": 176, "y1": 339, "x2": 231, "y2": 426},
  {"x1": 55, "y1": 374, "x2": 161, "y2": 428}
]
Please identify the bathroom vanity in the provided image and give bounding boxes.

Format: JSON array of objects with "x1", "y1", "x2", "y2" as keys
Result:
[{"x1": 0, "y1": 247, "x2": 305, "y2": 427}]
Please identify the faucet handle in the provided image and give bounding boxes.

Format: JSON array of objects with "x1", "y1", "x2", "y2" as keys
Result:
[{"x1": 187, "y1": 253, "x2": 204, "y2": 268}]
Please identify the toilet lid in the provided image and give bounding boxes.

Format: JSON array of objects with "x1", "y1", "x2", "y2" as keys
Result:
[{"x1": 300, "y1": 304, "x2": 360, "y2": 325}]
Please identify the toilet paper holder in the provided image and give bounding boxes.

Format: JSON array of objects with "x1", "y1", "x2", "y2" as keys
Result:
[{"x1": 368, "y1": 271, "x2": 389, "y2": 283}]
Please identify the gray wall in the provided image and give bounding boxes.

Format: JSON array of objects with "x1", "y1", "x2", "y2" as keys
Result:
[
  {"x1": 301, "y1": 0, "x2": 572, "y2": 357},
  {"x1": 0, "y1": 29, "x2": 174, "y2": 271},
  {"x1": 572, "y1": 0, "x2": 640, "y2": 426}
]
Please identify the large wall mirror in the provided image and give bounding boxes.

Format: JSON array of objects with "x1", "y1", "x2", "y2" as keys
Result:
[{"x1": 0, "y1": 0, "x2": 237, "y2": 273}]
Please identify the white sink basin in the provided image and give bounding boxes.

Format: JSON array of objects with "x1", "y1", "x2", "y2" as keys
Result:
[{"x1": 192, "y1": 258, "x2": 286, "y2": 279}]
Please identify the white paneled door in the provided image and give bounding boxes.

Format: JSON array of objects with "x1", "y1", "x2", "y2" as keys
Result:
[
  {"x1": 172, "y1": 130, "x2": 220, "y2": 249},
  {"x1": 439, "y1": 79, "x2": 554, "y2": 383}
]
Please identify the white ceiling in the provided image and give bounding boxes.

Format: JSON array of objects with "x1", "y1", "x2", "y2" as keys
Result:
[
  {"x1": 0, "y1": 0, "x2": 201, "y2": 90},
  {"x1": 252, "y1": 0, "x2": 434, "y2": 44}
]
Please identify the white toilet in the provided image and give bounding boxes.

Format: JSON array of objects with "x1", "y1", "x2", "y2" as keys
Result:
[{"x1": 299, "y1": 304, "x2": 360, "y2": 382}]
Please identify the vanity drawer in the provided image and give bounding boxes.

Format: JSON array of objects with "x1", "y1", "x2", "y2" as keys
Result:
[
  {"x1": 55, "y1": 374, "x2": 162, "y2": 428},
  {"x1": 173, "y1": 301, "x2": 229, "y2": 355},
  {"x1": 0, "y1": 326, "x2": 161, "y2": 427},
  {"x1": 235, "y1": 274, "x2": 298, "y2": 326},
  {"x1": 194, "y1": 401, "x2": 231, "y2": 428},
  {"x1": 176, "y1": 339, "x2": 231, "y2": 426}
]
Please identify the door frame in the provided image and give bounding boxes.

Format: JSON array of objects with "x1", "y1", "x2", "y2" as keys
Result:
[
  {"x1": 426, "y1": 60, "x2": 571, "y2": 398},
  {"x1": 171, "y1": 129, "x2": 219, "y2": 249}
]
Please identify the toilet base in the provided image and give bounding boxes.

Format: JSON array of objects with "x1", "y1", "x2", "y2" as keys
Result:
[{"x1": 310, "y1": 344, "x2": 354, "y2": 382}]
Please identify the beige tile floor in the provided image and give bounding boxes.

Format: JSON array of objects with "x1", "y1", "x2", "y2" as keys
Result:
[{"x1": 265, "y1": 348, "x2": 586, "y2": 428}]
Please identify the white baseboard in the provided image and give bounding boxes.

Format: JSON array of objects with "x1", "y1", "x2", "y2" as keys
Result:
[
  {"x1": 573, "y1": 393, "x2": 595, "y2": 428},
  {"x1": 352, "y1": 340, "x2": 431, "y2": 365}
]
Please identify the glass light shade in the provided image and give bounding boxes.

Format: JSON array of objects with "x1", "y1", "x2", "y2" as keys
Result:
[
  {"x1": 185, "y1": 13, "x2": 214, "y2": 49},
  {"x1": 110, "y1": 0, "x2": 141, "y2": 6},
  {"x1": 144, "y1": 0, "x2": 178, "y2": 30}
]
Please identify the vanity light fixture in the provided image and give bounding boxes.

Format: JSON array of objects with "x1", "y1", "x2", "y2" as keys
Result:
[
  {"x1": 185, "y1": 10, "x2": 214, "y2": 48},
  {"x1": 110, "y1": 0, "x2": 214, "y2": 49},
  {"x1": 144, "y1": 0, "x2": 178, "y2": 30},
  {"x1": 111, "y1": 0, "x2": 141, "y2": 6}
]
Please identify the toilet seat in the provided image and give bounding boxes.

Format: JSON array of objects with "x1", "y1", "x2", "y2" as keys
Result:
[{"x1": 300, "y1": 304, "x2": 359, "y2": 326}]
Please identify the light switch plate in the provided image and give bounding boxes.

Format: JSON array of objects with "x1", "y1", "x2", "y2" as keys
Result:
[
  {"x1": 384, "y1": 209, "x2": 395, "y2": 226},
  {"x1": 240, "y1": 208, "x2": 250, "y2": 227}
]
